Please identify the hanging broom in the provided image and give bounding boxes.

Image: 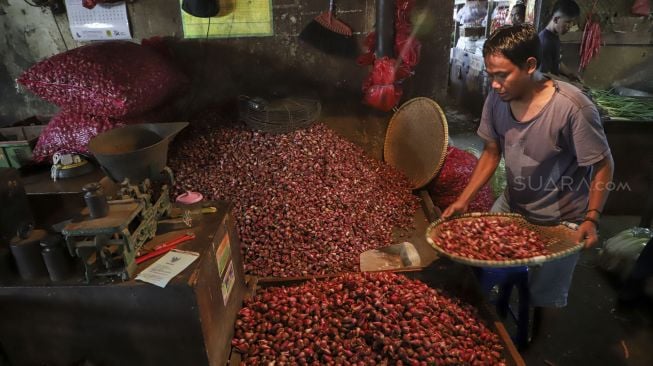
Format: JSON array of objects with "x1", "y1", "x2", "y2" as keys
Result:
[{"x1": 299, "y1": 0, "x2": 358, "y2": 59}]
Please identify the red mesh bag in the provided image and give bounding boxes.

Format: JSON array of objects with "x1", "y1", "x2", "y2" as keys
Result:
[
  {"x1": 357, "y1": 32, "x2": 377, "y2": 66},
  {"x1": 396, "y1": 0, "x2": 416, "y2": 23},
  {"x1": 32, "y1": 110, "x2": 145, "y2": 163},
  {"x1": 395, "y1": 27, "x2": 421, "y2": 69},
  {"x1": 428, "y1": 146, "x2": 495, "y2": 212},
  {"x1": 18, "y1": 41, "x2": 186, "y2": 118},
  {"x1": 394, "y1": 3, "x2": 421, "y2": 75},
  {"x1": 359, "y1": 0, "x2": 420, "y2": 111},
  {"x1": 362, "y1": 57, "x2": 403, "y2": 112},
  {"x1": 141, "y1": 36, "x2": 175, "y2": 61}
]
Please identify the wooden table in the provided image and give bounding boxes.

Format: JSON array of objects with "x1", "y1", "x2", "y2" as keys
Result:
[{"x1": 0, "y1": 202, "x2": 246, "y2": 366}]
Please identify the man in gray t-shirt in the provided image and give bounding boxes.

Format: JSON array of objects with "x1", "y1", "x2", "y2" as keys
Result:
[
  {"x1": 442, "y1": 24, "x2": 614, "y2": 343},
  {"x1": 478, "y1": 80, "x2": 611, "y2": 224}
]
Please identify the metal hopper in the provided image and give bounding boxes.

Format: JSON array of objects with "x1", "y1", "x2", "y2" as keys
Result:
[{"x1": 88, "y1": 122, "x2": 188, "y2": 183}]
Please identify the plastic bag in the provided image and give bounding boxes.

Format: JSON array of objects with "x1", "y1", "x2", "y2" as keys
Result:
[
  {"x1": 18, "y1": 41, "x2": 186, "y2": 118},
  {"x1": 631, "y1": 0, "x2": 651, "y2": 16},
  {"x1": 454, "y1": 1, "x2": 488, "y2": 25},
  {"x1": 428, "y1": 146, "x2": 494, "y2": 212},
  {"x1": 357, "y1": 32, "x2": 377, "y2": 66},
  {"x1": 490, "y1": 158, "x2": 507, "y2": 199},
  {"x1": 395, "y1": 2, "x2": 421, "y2": 78},
  {"x1": 490, "y1": 4, "x2": 510, "y2": 31},
  {"x1": 395, "y1": 29, "x2": 421, "y2": 79},
  {"x1": 599, "y1": 227, "x2": 652, "y2": 280},
  {"x1": 32, "y1": 110, "x2": 145, "y2": 162}
]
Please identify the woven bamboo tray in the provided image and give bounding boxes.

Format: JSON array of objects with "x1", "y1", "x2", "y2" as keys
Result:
[
  {"x1": 426, "y1": 212, "x2": 585, "y2": 268},
  {"x1": 383, "y1": 97, "x2": 449, "y2": 189}
]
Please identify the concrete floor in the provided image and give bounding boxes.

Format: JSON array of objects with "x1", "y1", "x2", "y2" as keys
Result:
[
  {"x1": 520, "y1": 215, "x2": 653, "y2": 366},
  {"x1": 442, "y1": 104, "x2": 653, "y2": 366}
]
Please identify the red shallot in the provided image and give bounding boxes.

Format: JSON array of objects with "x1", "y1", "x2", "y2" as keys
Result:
[
  {"x1": 169, "y1": 124, "x2": 419, "y2": 277},
  {"x1": 433, "y1": 217, "x2": 548, "y2": 260},
  {"x1": 232, "y1": 272, "x2": 506, "y2": 365}
]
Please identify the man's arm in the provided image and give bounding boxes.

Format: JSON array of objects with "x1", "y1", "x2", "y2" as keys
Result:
[
  {"x1": 577, "y1": 154, "x2": 614, "y2": 248},
  {"x1": 442, "y1": 140, "x2": 501, "y2": 219}
]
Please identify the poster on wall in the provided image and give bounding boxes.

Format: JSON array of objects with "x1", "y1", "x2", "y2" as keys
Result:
[
  {"x1": 180, "y1": 0, "x2": 273, "y2": 39},
  {"x1": 65, "y1": 0, "x2": 132, "y2": 41}
]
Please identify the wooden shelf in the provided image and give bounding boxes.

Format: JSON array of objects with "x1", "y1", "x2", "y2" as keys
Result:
[{"x1": 561, "y1": 30, "x2": 653, "y2": 45}]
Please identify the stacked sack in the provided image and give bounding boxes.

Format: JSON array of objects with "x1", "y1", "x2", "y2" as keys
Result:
[
  {"x1": 17, "y1": 41, "x2": 186, "y2": 163},
  {"x1": 427, "y1": 146, "x2": 495, "y2": 212}
]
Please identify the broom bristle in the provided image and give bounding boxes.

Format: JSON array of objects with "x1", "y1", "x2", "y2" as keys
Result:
[
  {"x1": 299, "y1": 20, "x2": 358, "y2": 59},
  {"x1": 314, "y1": 11, "x2": 353, "y2": 36}
]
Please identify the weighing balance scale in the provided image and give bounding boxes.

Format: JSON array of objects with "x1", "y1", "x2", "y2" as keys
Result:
[{"x1": 62, "y1": 122, "x2": 188, "y2": 282}]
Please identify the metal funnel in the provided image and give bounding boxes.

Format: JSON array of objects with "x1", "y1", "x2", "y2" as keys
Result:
[{"x1": 89, "y1": 122, "x2": 188, "y2": 183}]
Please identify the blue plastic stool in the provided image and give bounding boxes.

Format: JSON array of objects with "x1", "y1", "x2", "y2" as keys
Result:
[{"x1": 473, "y1": 266, "x2": 530, "y2": 349}]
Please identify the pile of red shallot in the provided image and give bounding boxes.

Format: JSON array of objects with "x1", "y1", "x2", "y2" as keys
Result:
[
  {"x1": 169, "y1": 124, "x2": 418, "y2": 277},
  {"x1": 432, "y1": 217, "x2": 549, "y2": 260},
  {"x1": 232, "y1": 272, "x2": 506, "y2": 365}
]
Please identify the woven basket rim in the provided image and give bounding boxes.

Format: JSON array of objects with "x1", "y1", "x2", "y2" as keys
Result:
[
  {"x1": 425, "y1": 212, "x2": 585, "y2": 267},
  {"x1": 383, "y1": 97, "x2": 449, "y2": 190}
]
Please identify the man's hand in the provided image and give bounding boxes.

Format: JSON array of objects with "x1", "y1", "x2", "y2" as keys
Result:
[
  {"x1": 576, "y1": 155, "x2": 613, "y2": 249},
  {"x1": 442, "y1": 200, "x2": 469, "y2": 220},
  {"x1": 576, "y1": 221, "x2": 599, "y2": 249}
]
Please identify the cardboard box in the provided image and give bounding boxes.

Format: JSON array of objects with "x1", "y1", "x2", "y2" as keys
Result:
[{"x1": 0, "y1": 125, "x2": 44, "y2": 168}]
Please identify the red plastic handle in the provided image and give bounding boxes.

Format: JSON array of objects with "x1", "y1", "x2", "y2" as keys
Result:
[{"x1": 136, "y1": 234, "x2": 195, "y2": 264}]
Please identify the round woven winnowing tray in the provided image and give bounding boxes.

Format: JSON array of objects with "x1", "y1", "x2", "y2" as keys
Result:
[
  {"x1": 383, "y1": 97, "x2": 449, "y2": 189},
  {"x1": 426, "y1": 212, "x2": 585, "y2": 267}
]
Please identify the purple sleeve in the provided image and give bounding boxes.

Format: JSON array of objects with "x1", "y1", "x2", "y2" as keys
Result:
[
  {"x1": 477, "y1": 94, "x2": 499, "y2": 142},
  {"x1": 570, "y1": 105, "x2": 611, "y2": 166}
]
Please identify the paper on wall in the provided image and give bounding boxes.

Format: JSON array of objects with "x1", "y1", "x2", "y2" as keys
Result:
[{"x1": 65, "y1": 0, "x2": 131, "y2": 41}]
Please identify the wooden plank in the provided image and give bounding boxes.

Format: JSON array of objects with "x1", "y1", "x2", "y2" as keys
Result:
[
  {"x1": 561, "y1": 31, "x2": 653, "y2": 45},
  {"x1": 419, "y1": 188, "x2": 441, "y2": 222},
  {"x1": 487, "y1": 305, "x2": 527, "y2": 366},
  {"x1": 63, "y1": 201, "x2": 141, "y2": 233},
  {"x1": 21, "y1": 165, "x2": 105, "y2": 195}
]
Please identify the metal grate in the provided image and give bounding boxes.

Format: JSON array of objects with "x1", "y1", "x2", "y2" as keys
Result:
[{"x1": 238, "y1": 96, "x2": 321, "y2": 134}]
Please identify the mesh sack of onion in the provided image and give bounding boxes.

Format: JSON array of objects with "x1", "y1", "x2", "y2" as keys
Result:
[{"x1": 427, "y1": 146, "x2": 495, "y2": 212}]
